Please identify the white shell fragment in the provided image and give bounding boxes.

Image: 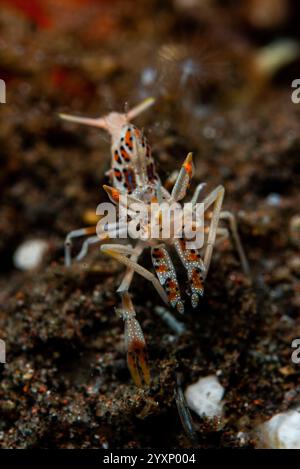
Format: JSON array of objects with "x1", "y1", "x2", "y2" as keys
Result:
[
  {"x1": 13, "y1": 239, "x2": 48, "y2": 271},
  {"x1": 184, "y1": 375, "x2": 225, "y2": 419},
  {"x1": 258, "y1": 409, "x2": 300, "y2": 449}
]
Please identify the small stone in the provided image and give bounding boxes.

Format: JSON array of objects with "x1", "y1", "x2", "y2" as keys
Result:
[
  {"x1": 258, "y1": 409, "x2": 300, "y2": 449},
  {"x1": 184, "y1": 375, "x2": 225, "y2": 419},
  {"x1": 203, "y1": 126, "x2": 216, "y2": 140},
  {"x1": 141, "y1": 67, "x2": 157, "y2": 86},
  {"x1": 236, "y1": 431, "x2": 248, "y2": 445},
  {"x1": 266, "y1": 193, "x2": 281, "y2": 207},
  {"x1": 13, "y1": 239, "x2": 48, "y2": 271}
]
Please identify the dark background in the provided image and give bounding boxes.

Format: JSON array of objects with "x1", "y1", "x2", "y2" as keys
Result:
[{"x1": 0, "y1": 0, "x2": 300, "y2": 449}]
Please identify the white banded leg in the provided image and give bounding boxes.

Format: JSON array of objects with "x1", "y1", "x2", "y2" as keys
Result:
[
  {"x1": 191, "y1": 182, "x2": 207, "y2": 206},
  {"x1": 76, "y1": 235, "x2": 101, "y2": 262},
  {"x1": 65, "y1": 222, "x2": 128, "y2": 267},
  {"x1": 220, "y1": 210, "x2": 251, "y2": 278},
  {"x1": 199, "y1": 185, "x2": 225, "y2": 277},
  {"x1": 110, "y1": 242, "x2": 150, "y2": 387},
  {"x1": 117, "y1": 242, "x2": 144, "y2": 294},
  {"x1": 64, "y1": 226, "x2": 96, "y2": 267},
  {"x1": 100, "y1": 244, "x2": 169, "y2": 305},
  {"x1": 171, "y1": 153, "x2": 194, "y2": 202}
]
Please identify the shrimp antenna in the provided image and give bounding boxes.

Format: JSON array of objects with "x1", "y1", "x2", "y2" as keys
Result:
[{"x1": 58, "y1": 97, "x2": 155, "y2": 130}]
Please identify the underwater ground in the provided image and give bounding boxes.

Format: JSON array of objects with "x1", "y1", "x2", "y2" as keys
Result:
[{"x1": 0, "y1": 0, "x2": 300, "y2": 448}]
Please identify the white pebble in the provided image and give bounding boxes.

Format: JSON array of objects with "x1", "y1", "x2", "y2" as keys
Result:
[
  {"x1": 184, "y1": 375, "x2": 225, "y2": 419},
  {"x1": 259, "y1": 409, "x2": 300, "y2": 449},
  {"x1": 266, "y1": 192, "x2": 281, "y2": 206},
  {"x1": 13, "y1": 239, "x2": 48, "y2": 271},
  {"x1": 141, "y1": 67, "x2": 157, "y2": 86}
]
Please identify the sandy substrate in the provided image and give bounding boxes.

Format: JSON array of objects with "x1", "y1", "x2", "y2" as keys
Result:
[{"x1": 0, "y1": 0, "x2": 300, "y2": 448}]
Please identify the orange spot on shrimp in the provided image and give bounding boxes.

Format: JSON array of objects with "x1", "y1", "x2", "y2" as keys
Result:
[
  {"x1": 152, "y1": 249, "x2": 164, "y2": 259},
  {"x1": 125, "y1": 129, "x2": 133, "y2": 149},
  {"x1": 187, "y1": 252, "x2": 198, "y2": 262},
  {"x1": 179, "y1": 239, "x2": 186, "y2": 250},
  {"x1": 84, "y1": 226, "x2": 97, "y2": 235},
  {"x1": 183, "y1": 152, "x2": 193, "y2": 176},
  {"x1": 134, "y1": 127, "x2": 141, "y2": 139},
  {"x1": 191, "y1": 269, "x2": 204, "y2": 290},
  {"x1": 167, "y1": 280, "x2": 177, "y2": 289},
  {"x1": 127, "y1": 339, "x2": 150, "y2": 387},
  {"x1": 120, "y1": 146, "x2": 131, "y2": 162},
  {"x1": 157, "y1": 265, "x2": 167, "y2": 273},
  {"x1": 114, "y1": 150, "x2": 122, "y2": 163},
  {"x1": 168, "y1": 291, "x2": 177, "y2": 301},
  {"x1": 103, "y1": 184, "x2": 120, "y2": 202},
  {"x1": 113, "y1": 168, "x2": 123, "y2": 182},
  {"x1": 184, "y1": 163, "x2": 192, "y2": 175}
]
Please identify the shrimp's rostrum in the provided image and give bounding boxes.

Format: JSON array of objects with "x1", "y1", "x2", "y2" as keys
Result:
[{"x1": 60, "y1": 98, "x2": 250, "y2": 387}]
